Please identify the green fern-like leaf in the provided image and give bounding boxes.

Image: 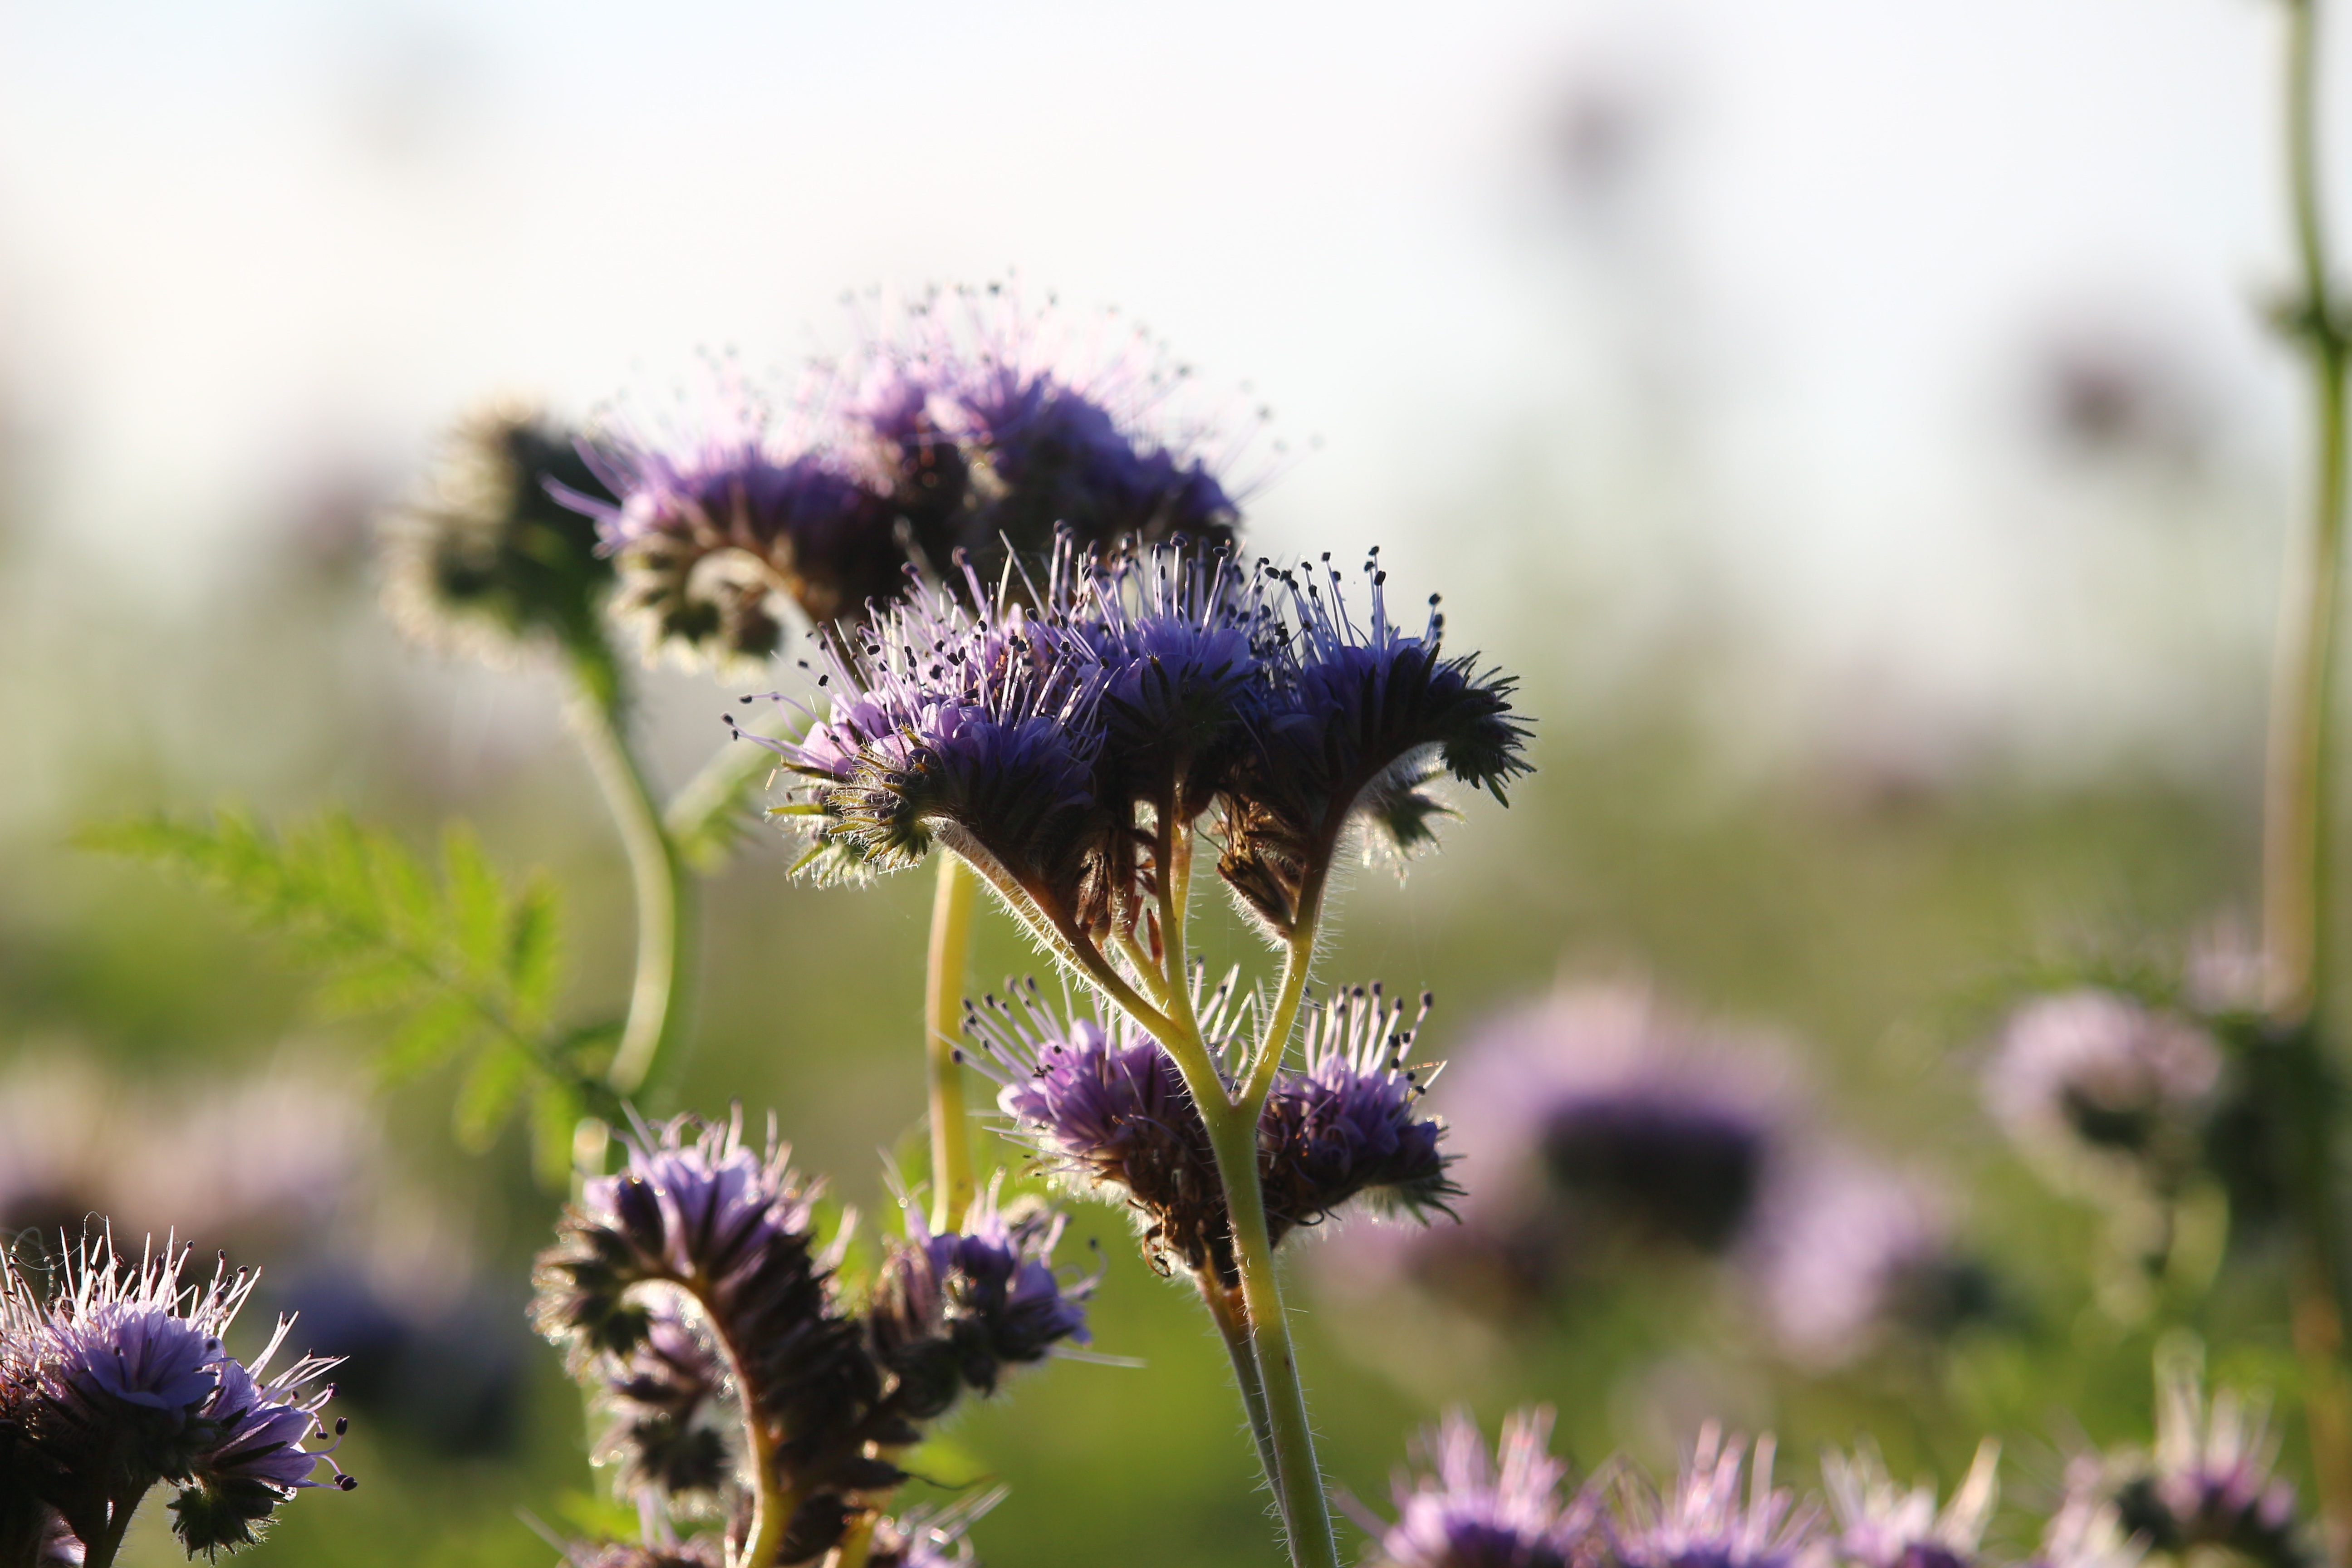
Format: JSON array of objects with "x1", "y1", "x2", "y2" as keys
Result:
[{"x1": 79, "y1": 808, "x2": 612, "y2": 1147}]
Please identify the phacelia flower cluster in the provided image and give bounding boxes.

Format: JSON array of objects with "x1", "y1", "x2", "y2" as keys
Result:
[
  {"x1": 533, "y1": 1112, "x2": 1090, "y2": 1566},
  {"x1": 1984, "y1": 989, "x2": 2222, "y2": 1200},
  {"x1": 0, "y1": 1233, "x2": 349, "y2": 1563},
  {"x1": 745, "y1": 538, "x2": 1529, "y2": 956},
  {"x1": 561, "y1": 287, "x2": 1255, "y2": 667},
  {"x1": 1610, "y1": 1426, "x2": 1818, "y2": 1568},
  {"x1": 383, "y1": 405, "x2": 624, "y2": 694},
  {"x1": 962, "y1": 977, "x2": 1455, "y2": 1285}
]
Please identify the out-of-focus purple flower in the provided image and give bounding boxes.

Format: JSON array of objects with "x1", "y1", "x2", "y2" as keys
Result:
[
  {"x1": 2027, "y1": 1489, "x2": 2143, "y2": 1568},
  {"x1": 1983, "y1": 990, "x2": 2221, "y2": 1197},
  {"x1": 1354, "y1": 1405, "x2": 1600, "y2": 1568},
  {"x1": 1220, "y1": 551, "x2": 1529, "y2": 938},
  {"x1": 1820, "y1": 1440, "x2": 1999, "y2": 1568},
  {"x1": 381, "y1": 405, "x2": 621, "y2": 677},
  {"x1": 1609, "y1": 1426, "x2": 1820, "y2": 1568},
  {"x1": 867, "y1": 1186, "x2": 1094, "y2": 1417},
  {"x1": 1260, "y1": 985, "x2": 1458, "y2": 1238},
  {"x1": 960, "y1": 980, "x2": 1232, "y2": 1281},
  {"x1": 1746, "y1": 1156, "x2": 1991, "y2": 1370},
  {"x1": 2102, "y1": 1345, "x2": 2312, "y2": 1568},
  {"x1": 3, "y1": 1234, "x2": 347, "y2": 1560},
  {"x1": 563, "y1": 1539, "x2": 724, "y2": 1568},
  {"x1": 1460, "y1": 987, "x2": 1795, "y2": 1258}
]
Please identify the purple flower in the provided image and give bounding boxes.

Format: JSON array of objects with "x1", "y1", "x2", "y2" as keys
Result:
[
  {"x1": 1218, "y1": 549, "x2": 1529, "y2": 936},
  {"x1": 1609, "y1": 1426, "x2": 1820, "y2": 1568},
  {"x1": 2101, "y1": 1346, "x2": 2311, "y2": 1568},
  {"x1": 867, "y1": 1186, "x2": 1095, "y2": 1416},
  {"x1": 2, "y1": 1234, "x2": 348, "y2": 1560},
  {"x1": 833, "y1": 284, "x2": 1246, "y2": 564},
  {"x1": 1454, "y1": 988, "x2": 1793, "y2": 1258},
  {"x1": 2027, "y1": 1492, "x2": 2143, "y2": 1568},
  {"x1": 1746, "y1": 1155, "x2": 1990, "y2": 1370},
  {"x1": 597, "y1": 1303, "x2": 730, "y2": 1500},
  {"x1": 1356, "y1": 1405, "x2": 1600, "y2": 1568},
  {"x1": 960, "y1": 980, "x2": 1232, "y2": 1281},
  {"x1": 560, "y1": 384, "x2": 904, "y2": 662},
  {"x1": 1260, "y1": 985, "x2": 1458, "y2": 1237},
  {"x1": 531, "y1": 1112, "x2": 878, "y2": 1502},
  {"x1": 1821, "y1": 1441, "x2": 1999, "y2": 1568},
  {"x1": 1983, "y1": 990, "x2": 2220, "y2": 1197},
  {"x1": 563, "y1": 1541, "x2": 724, "y2": 1568}
]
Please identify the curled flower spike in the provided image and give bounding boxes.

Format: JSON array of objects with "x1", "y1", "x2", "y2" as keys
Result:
[
  {"x1": 1351, "y1": 1405, "x2": 1600, "y2": 1568},
  {"x1": 960, "y1": 979, "x2": 1234, "y2": 1280},
  {"x1": 2104, "y1": 1342, "x2": 2313, "y2": 1568},
  {"x1": 1822, "y1": 1440, "x2": 1999, "y2": 1568},
  {"x1": 596, "y1": 1303, "x2": 730, "y2": 1501},
  {"x1": 2, "y1": 1232, "x2": 348, "y2": 1562},
  {"x1": 1219, "y1": 550, "x2": 1531, "y2": 937},
  {"x1": 1260, "y1": 985, "x2": 1459, "y2": 1236},
  {"x1": 1610, "y1": 1426, "x2": 1821, "y2": 1568},
  {"x1": 564, "y1": 385, "x2": 905, "y2": 665},
  {"x1": 382, "y1": 405, "x2": 622, "y2": 687},
  {"x1": 867, "y1": 1183, "x2": 1095, "y2": 1418},
  {"x1": 1983, "y1": 990, "x2": 2220, "y2": 1200}
]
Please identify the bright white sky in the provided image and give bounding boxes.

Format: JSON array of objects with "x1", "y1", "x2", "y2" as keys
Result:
[{"x1": 2, "y1": 0, "x2": 2346, "y2": 765}]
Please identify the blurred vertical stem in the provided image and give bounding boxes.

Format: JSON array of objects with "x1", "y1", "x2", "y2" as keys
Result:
[
  {"x1": 2264, "y1": 0, "x2": 2352, "y2": 1549},
  {"x1": 564, "y1": 659, "x2": 696, "y2": 1103},
  {"x1": 925, "y1": 857, "x2": 980, "y2": 1231},
  {"x1": 1198, "y1": 1270, "x2": 1284, "y2": 1509}
]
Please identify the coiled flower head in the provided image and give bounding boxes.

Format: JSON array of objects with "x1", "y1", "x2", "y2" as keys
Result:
[
  {"x1": 1609, "y1": 1426, "x2": 1819, "y2": 1568},
  {"x1": 595, "y1": 1303, "x2": 730, "y2": 1501},
  {"x1": 382, "y1": 406, "x2": 622, "y2": 694},
  {"x1": 1820, "y1": 1440, "x2": 1999, "y2": 1568},
  {"x1": 866, "y1": 1185, "x2": 1094, "y2": 1418},
  {"x1": 1355, "y1": 1405, "x2": 1600, "y2": 1568}
]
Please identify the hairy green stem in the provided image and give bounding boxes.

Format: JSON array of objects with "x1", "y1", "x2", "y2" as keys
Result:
[
  {"x1": 1198, "y1": 1269, "x2": 1286, "y2": 1524},
  {"x1": 925, "y1": 857, "x2": 980, "y2": 1231},
  {"x1": 564, "y1": 670, "x2": 696, "y2": 1101},
  {"x1": 2264, "y1": 0, "x2": 2352, "y2": 1551}
]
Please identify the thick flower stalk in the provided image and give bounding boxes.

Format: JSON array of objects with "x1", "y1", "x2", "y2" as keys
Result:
[
  {"x1": 532, "y1": 1113, "x2": 1089, "y2": 1568},
  {"x1": 0, "y1": 1234, "x2": 350, "y2": 1568},
  {"x1": 734, "y1": 534, "x2": 1526, "y2": 1568}
]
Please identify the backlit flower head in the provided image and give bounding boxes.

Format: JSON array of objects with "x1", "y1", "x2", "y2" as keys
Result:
[
  {"x1": 866, "y1": 1184, "x2": 1094, "y2": 1418},
  {"x1": 960, "y1": 977, "x2": 1236, "y2": 1281},
  {"x1": 833, "y1": 284, "x2": 1250, "y2": 567},
  {"x1": 3, "y1": 1233, "x2": 348, "y2": 1561},
  {"x1": 1609, "y1": 1426, "x2": 1819, "y2": 1568},
  {"x1": 564, "y1": 384, "x2": 903, "y2": 665},
  {"x1": 382, "y1": 405, "x2": 622, "y2": 690},
  {"x1": 1748, "y1": 1156, "x2": 1993, "y2": 1370},
  {"x1": 1357, "y1": 1405, "x2": 1600, "y2": 1568},
  {"x1": 563, "y1": 1540, "x2": 724, "y2": 1568},
  {"x1": 1259, "y1": 985, "x2": 1458, "y2": 1238},
  {"x1": 1219, "y1": 550, "x2": 1530, "y2": 937},
  {"x1": 1821, "y1": 1440, "x2": 1999, "y2": 1568},
  {"x1": 1983, "y1": 990, "x2": 2221, "y2": 1198},
  {"x1": 2103, "y1": 1343, "x2": 2311, "y2": 1568},
  {"x1": 2028, "y1": 1490, "x2": 2143, "y2": 1568}
]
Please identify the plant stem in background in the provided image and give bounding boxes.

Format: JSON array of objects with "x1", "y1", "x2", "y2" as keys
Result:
[
  {"x1": 2264, "y1": 0, "x2": 2352, "y2": 1549},
  {"x1": 564, "y1": 664, "x2": 696, "y2": 1102},
  {"x1": 926, "y1": 857, "x2": 980, "y2": 1231}
]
